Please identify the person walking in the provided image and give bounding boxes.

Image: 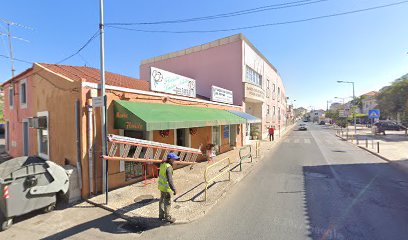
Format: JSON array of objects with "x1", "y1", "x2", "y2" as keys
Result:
[
  {"x1": 158, "y1": 152, "x2": 178, "y2": 223},
  {"x1": 268, "y1": 126, "x2": 275, "y2": 141}
]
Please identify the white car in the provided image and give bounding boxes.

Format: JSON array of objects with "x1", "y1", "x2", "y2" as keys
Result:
[{"x1": 298, "y1": 123, "x2": 307, "y2": 131}]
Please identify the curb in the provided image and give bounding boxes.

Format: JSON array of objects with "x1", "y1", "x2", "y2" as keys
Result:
[{"x1": 335, "y1": 134, "x2": 408, "y2": 172}]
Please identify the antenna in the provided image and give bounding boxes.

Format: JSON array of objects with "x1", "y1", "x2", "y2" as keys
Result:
[{"x1": 0, "y1": 18, "x2": 32, "y2": 78}]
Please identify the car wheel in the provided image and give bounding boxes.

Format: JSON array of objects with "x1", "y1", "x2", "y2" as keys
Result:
[
  {"x1": 44, "y1": 203, "x2": 56, "y2": 213},
  {"x1": 1, "y1": 218, "x2": 13, "y2": 231}
]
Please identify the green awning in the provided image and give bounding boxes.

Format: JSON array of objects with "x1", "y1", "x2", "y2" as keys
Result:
[{"x1": 114, "y1": 100, "x2": 246, "y2": 131}]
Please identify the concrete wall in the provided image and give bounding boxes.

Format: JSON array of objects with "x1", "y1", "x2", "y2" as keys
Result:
[{"x1": 140, "y1": 40, "x2": 244, "y2": 106}]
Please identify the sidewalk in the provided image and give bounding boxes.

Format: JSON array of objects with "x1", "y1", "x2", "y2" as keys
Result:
[
  {"x1": 87, "y1": 125, "x2": 294, "y2": 229},
  {"x1": 334, "y1": 125, "x2": 408, "y2": 170}
]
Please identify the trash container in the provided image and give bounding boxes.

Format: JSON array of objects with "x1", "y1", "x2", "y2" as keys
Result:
[{"x1": 0, "y1": 156, "x2": 70, "y2": 231}]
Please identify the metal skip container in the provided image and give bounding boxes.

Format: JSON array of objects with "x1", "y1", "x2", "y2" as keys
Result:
[{"x1": 0, "y1": 156, "x2": 70, "y2": 231}]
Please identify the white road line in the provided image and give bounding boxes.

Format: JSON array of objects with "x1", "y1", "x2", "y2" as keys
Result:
[
  {"x1": 284, "y1": 139, "x2": 290, "y2": 143},
  {"x1": 294, "y1": 139, "x2": 300, "y2": 143},
  {"x1": 304, "y1": 139, "x2": 311, "y2": 144}
]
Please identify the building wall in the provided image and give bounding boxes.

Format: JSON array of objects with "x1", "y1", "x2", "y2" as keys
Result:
[
  {"x1": 140, "y1": 39, "x2": 244, "y2": 106},
  {"x1": 80, "y1": 85, "x2": 244, "y2": 197},
  {"x1": 3, "y1": 73, "x2": 35, "y2": 157}
]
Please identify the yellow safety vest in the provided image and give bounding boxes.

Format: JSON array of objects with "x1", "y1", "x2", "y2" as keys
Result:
[{"x1": 158, "y1": 163, "x2": 172, "y2": 193}]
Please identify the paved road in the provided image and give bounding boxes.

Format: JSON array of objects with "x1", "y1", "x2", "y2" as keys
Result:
[
  {"x1": 1, "y1": 123, "x2": 408, "y2": 239},
  {"x1": 139, "y1": 122, "x2": 408, "y2": 240}
]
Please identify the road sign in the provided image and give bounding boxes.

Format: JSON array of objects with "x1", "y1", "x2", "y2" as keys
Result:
[
  {"x1": 92, "y1": 96, "x2": 105, "y2": 108},
  {"x1": 368, "y1": 109, "x2": 380, "y2": 119}
]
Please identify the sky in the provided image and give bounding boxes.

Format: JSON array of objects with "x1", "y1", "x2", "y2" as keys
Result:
[{"x1": 1, "y1": 0, "x2": 407, "y2": 110}]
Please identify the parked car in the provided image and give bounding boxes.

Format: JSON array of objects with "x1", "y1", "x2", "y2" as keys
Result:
[
  {"x1": 374, "y1": 121, "x2": 406, "y2": 134},
  {"x1": 298, "y1": 123, "x2": 307, "y2": 131},
  {"x1": 319, "y1": 121, "x2": 326, "y2": 125}
]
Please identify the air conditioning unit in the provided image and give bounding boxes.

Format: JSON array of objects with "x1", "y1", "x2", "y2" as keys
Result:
[
  {"x1": 28, "y1": 117, "x2": 39, "y2": 128},
  {"x1": 38, "y1": 116, "x2": 47, "y2": 129}
]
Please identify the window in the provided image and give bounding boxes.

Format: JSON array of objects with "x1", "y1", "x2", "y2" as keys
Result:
[
  {"x1": 37, "y1": 112, "x2": 49, "y2": 159},
  {"x1": 278, "y1": 107, "x2": 281, "y2": 121},
  {"x1": 212, "y1": 126, "x2": 221, "y2": 151},
  {"x1": 266, "y1": 79, "x2": 270, "y2": 98},
  {"x1": 273, "y1": 106, "x2": 276, "y2": 116},
  {"x1": 20, "y1": 79, "x2": 27, "y2": 108},
  {"x1": 267, "y1": 105, "x2": 270, "y2": 115},
  {"x1": 277, "y1": 87, "x2": 281, "y2": 102},
  {"x1": 8, "y1": 86, "x2": 14, "y2": 109},
  {"x1": 245, "y1": 66, "x2": 262, "y2": 86},
  {"x1": 272, "y1": 83, "x2": 276, "y2": 99}
]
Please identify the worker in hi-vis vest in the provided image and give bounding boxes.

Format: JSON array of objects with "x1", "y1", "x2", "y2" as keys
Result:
[{"x1": 158, "y1": 152, "x2": 178, "y2": 223}]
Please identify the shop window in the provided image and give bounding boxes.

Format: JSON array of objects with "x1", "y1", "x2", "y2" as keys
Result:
[
  {"x1": 245, "y1": 66, "x2": 262, "y2": 86},
  {"x1": 212, "y1": 126, "x2": 221, "y2": 149},
  {"x1": 124, "y1": 130, "x2": 145, "y2": 180}
]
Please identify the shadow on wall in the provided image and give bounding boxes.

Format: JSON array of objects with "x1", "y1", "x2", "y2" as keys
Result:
[{"x1": 302, "y1": 160, "x2": 408, "y2": 240}]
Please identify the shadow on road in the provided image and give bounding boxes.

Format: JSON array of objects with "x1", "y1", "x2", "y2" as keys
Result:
[{"x1": 302, "y1": 160, "x2": 408, "y2": 240}]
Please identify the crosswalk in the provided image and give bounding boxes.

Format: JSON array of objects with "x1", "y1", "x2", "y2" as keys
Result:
[{"x1": 282, "y1": 138, "x2": 334, "y2": 145}]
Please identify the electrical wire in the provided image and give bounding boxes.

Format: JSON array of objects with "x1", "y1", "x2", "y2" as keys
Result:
[
  {"x1": 56, "y1": 30, "x2": 100, "y2": 64},
  {"x1": 106, "y1": 1, "x2": 408, "y2": 34},
  {"x1": 0, "y1": 54, "x2": 32, "y2": 64},
  {"x1": 106, "y1": 0, "x2": 328, "y2": 26}
]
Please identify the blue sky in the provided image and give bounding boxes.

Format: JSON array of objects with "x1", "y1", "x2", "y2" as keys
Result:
[{"x1": 1, "y1": 0, "x2": 407, "y2": 110}]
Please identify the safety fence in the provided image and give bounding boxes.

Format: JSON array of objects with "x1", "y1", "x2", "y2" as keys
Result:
[
  {"x1": 204, "y1": 157, "x2": 232, "y2": 201},
  {"x1": 237, "y1": 145, "x2": 253, "y2": 172}
]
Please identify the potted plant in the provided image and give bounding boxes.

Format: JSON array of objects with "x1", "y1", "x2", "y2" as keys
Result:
[{"x1": 250, "y1": 125, "x2": 260, "y2": 140}]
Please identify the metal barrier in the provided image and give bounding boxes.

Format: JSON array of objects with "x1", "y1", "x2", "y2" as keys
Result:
[
  {"x1": 204, "y1": 157, "x2": 232, "y2": 201},
  {"x1": 255, "y1": 141, "x2": 261, "y2": 158},
  {"x1": 237, "y1": 145, "x2": 253, "y2": 171}
]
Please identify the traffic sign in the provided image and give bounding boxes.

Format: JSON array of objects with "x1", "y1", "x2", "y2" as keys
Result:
[
  {"x1": 92, "y1": 96, "x2": 105, "y2": 108},
  {"x1": 368, "y1": 109, "x2": 380, "y2": 119}
]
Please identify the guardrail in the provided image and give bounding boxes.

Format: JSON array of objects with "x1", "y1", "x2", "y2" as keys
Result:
[{"x1": 204, "y1": 157, "x2": 232, "y2": 201}]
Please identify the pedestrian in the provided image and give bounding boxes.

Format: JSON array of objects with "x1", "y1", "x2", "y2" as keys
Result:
[
  {"x1": 158, "y1": 152, "x2": 178, "y2": 223},
  {"x1": 268, "y1": 126, "x2": 275, "y2": 141}
]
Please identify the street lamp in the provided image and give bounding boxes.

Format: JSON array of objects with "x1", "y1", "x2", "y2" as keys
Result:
[{"x1": 337, "y1": 81, "x2": 356, "y2": 135}]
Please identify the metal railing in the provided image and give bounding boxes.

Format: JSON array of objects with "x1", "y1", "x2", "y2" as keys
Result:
[
  {"x1": 237, "y1": 145, "x2": 253, "y2": 172},
  {"x1": 204, "y1": 157, "x2": 232, "y2": 201}
]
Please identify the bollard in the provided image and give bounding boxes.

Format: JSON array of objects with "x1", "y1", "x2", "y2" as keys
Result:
[
  {"x1": 356, "y1": 137, "x2": 359, "y2": 145},
  {"x1": 372, "y1": 139, "x2": 374, "y2": 149},
  {"x1": 377, "y1": 142, "x2": 380, "y2": 153},
  {"x1": 365, "y1": 138, "x2": 368, "y2": 148}
]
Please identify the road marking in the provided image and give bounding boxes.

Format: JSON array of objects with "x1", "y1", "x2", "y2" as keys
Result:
[
  {"x1": 304, "y1": 139, "x2": 311, "y2": 144},
  {"x1": 283, "y1": 139, "x2": 290, "y2": 143},
  {"x1": 294, "y1": 139, "x2": 300, "y2": 143}
]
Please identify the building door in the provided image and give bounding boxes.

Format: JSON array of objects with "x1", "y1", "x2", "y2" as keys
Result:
[
  {"x1": 176, "y1": 129, "x2": 188, "y2": 147},
  {"x1": 212, "y1": 126, "x2": 221, "y2": 151},
  {"x1": 23, "y1": 121, "x2": 29, "y2": 156},
  {"x1": 230, "y1": 125, "x2": 237, "y2": 147}
]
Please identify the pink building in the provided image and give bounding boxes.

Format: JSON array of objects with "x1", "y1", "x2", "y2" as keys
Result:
[{"x1": 140, "y1": 33, "x2": 287, "y2": 140}]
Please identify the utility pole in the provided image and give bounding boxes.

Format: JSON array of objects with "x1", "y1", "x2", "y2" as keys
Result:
[
  {"x1": 0, "y1": 18, "x2": 31, "y2": 78},
  {"x1": 99, "y1": 0, "x2": 108, "y2": 202}
]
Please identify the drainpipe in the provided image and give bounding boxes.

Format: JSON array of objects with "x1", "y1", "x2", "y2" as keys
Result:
[
  {"x1": 87, "y1": 102, "x2": 94, "y2": 195},
  {"x1": 75, "y1": 100, "x2": 83, "y2": 191}
]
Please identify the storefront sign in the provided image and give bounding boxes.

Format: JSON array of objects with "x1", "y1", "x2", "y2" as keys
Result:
[
  {"x1": 244, "y1": 83, "x2": 265, "y2": 102},
  {"x1": 150, "y1": 67, "x2": 196, "y2": 97},
  {"x1": 211, "y1": 85, "x2": 233, "y2": 104},
  {"x1": 224, "y1": 125, "x2": 230, "y2": 138}
]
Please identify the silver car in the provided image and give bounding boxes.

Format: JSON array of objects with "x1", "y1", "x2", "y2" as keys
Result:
[{"x1": 298, "y1": 123, "x2": 307, "y2": 131}]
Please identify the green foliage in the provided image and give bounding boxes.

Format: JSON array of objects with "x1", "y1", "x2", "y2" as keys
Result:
[{"x1": 376, "y1": 74, "x2": 408, "y2": 125}]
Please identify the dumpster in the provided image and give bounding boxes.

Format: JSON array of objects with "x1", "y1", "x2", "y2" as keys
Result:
[{"x1": 0, "y1": 156, "x2": 70, "y2": 231}]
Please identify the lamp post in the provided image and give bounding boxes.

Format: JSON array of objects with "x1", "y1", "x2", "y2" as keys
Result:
[{"x1": 337, "y1": 81, "x2": 356, "y2": 135}]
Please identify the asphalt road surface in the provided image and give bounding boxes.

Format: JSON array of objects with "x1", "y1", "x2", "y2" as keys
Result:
[
  {"x1": 139, "y1": 122, "x2": 408, "y2": 240},
  {"x1": 1, "y1": 123, "x2": 408, "y2": 239}
]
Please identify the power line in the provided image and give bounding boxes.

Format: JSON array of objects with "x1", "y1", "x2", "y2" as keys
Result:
[
  {"x1": 0, "y1": 54, "x2": 32, "y2": 64},
  {"x1": 106, "y1": 1, "x2": 408, "y2": 34},
  {"x1": 56, "y1": 30, "x2": 100, "y2": 64},
  {"x1": 106, "y1": 0, "x2": 328, "y2": 26}
]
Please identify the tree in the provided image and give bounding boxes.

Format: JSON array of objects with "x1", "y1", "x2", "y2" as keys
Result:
[{"x1": 376, "y1": 74, "x2": 408, "y2": 124}]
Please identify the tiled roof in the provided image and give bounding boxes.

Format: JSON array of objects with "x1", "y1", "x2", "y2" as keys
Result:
[
  {"x1": 362, "y1": 91, "x2": 378, "y2": 97},
  {"x1": 38, "y1": 63, "x2": 150, "y2": 91}
]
